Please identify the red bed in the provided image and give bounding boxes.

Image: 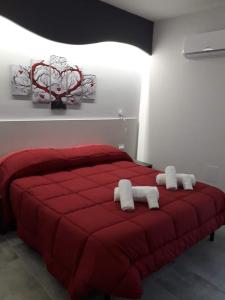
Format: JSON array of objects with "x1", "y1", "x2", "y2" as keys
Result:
[{"x1": 0, "y1": 144, "x2": 225, "y2": 299}]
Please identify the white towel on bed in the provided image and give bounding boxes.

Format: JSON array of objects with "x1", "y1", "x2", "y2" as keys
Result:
[
  {"x1": 165, "y1": 166, "x2": 177, "y2": 190},
  {"x1": 156, "y1": 173, "x2": 196, "y2": 187},
  {"x1": 114, "y1": 186, "x2": 159, "y2": 202},
  {"x1": 146, "y1": 188, "x2": 159, "y2": 209},
  {"x1": 118, "y1": 179, "x2": 134, "y2": 211},
  {"x1": 181, "y1": 174, "x2": 193, "y2": 190}
]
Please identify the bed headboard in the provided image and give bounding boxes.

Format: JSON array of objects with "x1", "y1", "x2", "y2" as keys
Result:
[{"x1": 0, "y1": 118, "x2": 138, "y2": 159}]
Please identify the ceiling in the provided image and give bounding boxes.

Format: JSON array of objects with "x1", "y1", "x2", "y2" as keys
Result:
[{"x1": 101, "y1": 0, "x2": 225, "y2": 21}]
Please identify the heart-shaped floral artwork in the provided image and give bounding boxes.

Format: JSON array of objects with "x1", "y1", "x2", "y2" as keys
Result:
[
  {"x1": 11, "y1": 55, "x2": 96, "y2": 109},
  {"x1": 31, "y1": 60, "x2": 51, "y2": 103},
  {"x1": 82, "y1": 74, "x2": 96, "y2": 100},
  {"x1": 11, "y1": 65, "x2": 31, "y2": 96},
  {"x1": 32, "y1": 56, "x2": 83, "y2": 107}
]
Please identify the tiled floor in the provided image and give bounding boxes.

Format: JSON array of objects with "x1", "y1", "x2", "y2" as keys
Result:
[{"x1": 0, "y1": 227, "x2": 225, "y2": 300}]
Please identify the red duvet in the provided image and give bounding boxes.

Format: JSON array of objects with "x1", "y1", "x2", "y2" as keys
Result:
[{"x1": 0, "y1": 144, "x2": 225, "y2": 299}]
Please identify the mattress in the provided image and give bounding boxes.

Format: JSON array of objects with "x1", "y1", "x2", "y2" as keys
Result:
[{"x1": 1, "y1": 144, "x2": 225, "y2": 299}]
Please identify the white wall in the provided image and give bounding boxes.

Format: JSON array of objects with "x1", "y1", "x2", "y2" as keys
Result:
[
  {"x1": 0, "y1": 16, "x2": 150, "y2": 120},
  {"x1": 0, "y1": 119, "x2": 138, "y2": 158},
  {"x1": 142, "y1": 7, "x2": 225, "y2": 191},
  {"x1": 0, "y1": 16, "x2": 151, "y2": 158}
]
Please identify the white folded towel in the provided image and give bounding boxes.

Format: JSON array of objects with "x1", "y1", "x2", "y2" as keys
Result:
[
  {"x1": 146, "y1": 188, "x2": 159, "y2": 209},
  {"x1": 156, "y1": 173, "x2": 196, "y2": 187},
  {"x1": 118, "y1": 179, "x2": 134, "y2": 211},
  {"x1": 114, "y1": 186, "x2": 159, "y2": 209},
  {"x1": 114, "y1": 186, "x2": 159, "y2": 202},
  {"x1": 165, "y1": 166, "x2": 177, "y2": 190},
  {"x1": 181, "y1": 174, "x2": 193, "y2": 190}
]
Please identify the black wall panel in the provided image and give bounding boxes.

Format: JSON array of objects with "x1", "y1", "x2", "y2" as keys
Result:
[{"x1": 0, "y1": 0, "x2": 154, "y2": 54}]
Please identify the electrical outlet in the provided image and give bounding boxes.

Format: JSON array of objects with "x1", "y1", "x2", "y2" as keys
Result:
[{"x1": 118, "y1": 144, "x2": 125, "y2": 150}]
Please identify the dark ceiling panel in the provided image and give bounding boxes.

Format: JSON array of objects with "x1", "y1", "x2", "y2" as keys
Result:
[{"x1": 0, "y1": 0, "x2": 154, "y2": 54}]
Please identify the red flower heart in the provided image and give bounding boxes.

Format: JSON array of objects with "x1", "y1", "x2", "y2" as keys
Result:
[{"x1": 32, "y1": 61, "x2": 83, "y2": 101}]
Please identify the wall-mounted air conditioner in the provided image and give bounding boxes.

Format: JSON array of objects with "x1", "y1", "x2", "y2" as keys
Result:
[{"x1": 183, "y1": 29, "x2": 225, "y2": 58}]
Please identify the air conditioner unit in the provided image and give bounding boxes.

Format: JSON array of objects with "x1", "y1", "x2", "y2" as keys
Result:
[{"x1": 183, "y1": 29, "x2": 225, "y2": 58}]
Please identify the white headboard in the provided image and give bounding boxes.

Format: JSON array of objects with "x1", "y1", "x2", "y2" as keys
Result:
[{"x1": 0, "y1": 118, "x2": 138, "y2": 159}]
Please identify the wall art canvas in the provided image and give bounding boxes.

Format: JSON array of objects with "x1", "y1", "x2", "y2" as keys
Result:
[
  {"x1": 50, "y1": 55, "x2": 83, "y2": 109},
  {"x1": 50, "y1": 55, "x2": 68, "y2": 109},
  {"x1": 10, "y1": 65, "x2": 31, "y2": 96},
  {"x1": 82, "y1": 74, "x2": 96, "y2": 100},
  {"x1": 66, "y1": 65, "x2": 83, "y2": 105},
  {"x1": 31, "y1": 60, "x2": 51, "y2": 103},
  {"x1": 10, "y1": 55, "x2": 96, "y2": 109}
]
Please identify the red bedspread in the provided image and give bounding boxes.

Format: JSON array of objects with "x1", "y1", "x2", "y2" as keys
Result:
[{"x1": 1, "y1": 144, "x2": 225, "y2": 299}]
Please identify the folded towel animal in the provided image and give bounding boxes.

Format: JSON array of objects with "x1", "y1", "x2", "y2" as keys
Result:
[
  {"x1": 181, "y1": 174, "x2": 193, "y2": 190},
  {"x1": 156, "y1": 173, "x2": 196, "y2": 190},
  {"x1": 165, "y1": 166, "x2": 177, "y2": 190},
  {"x1": 118, "y1": 179, "x2": 134, "y2": 211},
  {"x1": 114, "y1": 186, "x2": 159, "y2": 201},
  {"x1": 146, "y1": 188, "x2": 159, "y2": 209},
  {"x1": 156, "y1": 173, "x2": 196, "y2": 186},
  {"x1": 114, "y1": 186, "x2": 159, "y2": 209}
]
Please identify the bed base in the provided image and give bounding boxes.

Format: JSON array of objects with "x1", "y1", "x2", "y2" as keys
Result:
[
  {"x1": 209, "y1": 232, "x2": 215, "y2": 242},
  {"x1": 0, "y1": 200, "x2": 16, "y2": 234},
  {"x1": 0, "y1": 223, "x2": 16, "y2": 235},
  {"x1": 0, "y1": 208, "x2": 16, "y2": 235}
]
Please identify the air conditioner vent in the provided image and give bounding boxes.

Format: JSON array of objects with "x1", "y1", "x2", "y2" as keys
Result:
[{"x1": 183, "y1": 29, "x2": 225, "y2": 58}]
